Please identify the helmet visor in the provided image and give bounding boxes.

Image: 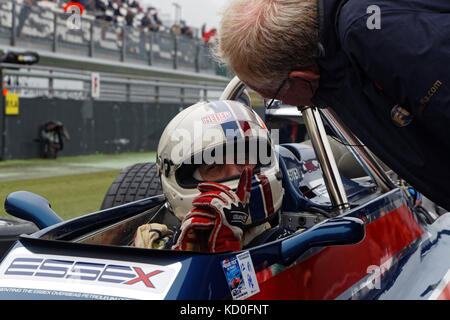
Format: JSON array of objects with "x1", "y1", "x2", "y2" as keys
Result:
[{"x1": 175, "y1": 137, "x2": 277, "y2": 188}]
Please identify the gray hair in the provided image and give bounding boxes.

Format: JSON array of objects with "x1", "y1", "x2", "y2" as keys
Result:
[{"x1": 213, "y1": 0, "x2": 318, "y2": 90}]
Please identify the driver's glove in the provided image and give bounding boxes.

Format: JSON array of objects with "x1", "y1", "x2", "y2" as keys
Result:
[
  {"x1": 172, "y1": 167, "x2": 252, "y2": 253},
  {"x1": 133, "y1": 223, "x2": 174, "y2": 249}
]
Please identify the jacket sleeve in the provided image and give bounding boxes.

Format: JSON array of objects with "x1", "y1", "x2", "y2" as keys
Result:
[{"x1": 339, "y1": 9, "x2": 450, "y2": 122}]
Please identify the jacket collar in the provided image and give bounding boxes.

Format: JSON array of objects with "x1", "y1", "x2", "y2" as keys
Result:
[
  {"x1": 312, "y1": 0, "x2": 351, "y2": 107},
  {"x1": 316, "y1": 0, "x2": 350, "y2": 59}
]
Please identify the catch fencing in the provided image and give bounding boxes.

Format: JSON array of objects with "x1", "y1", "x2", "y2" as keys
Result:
[
  {"x1": 0, "y1": 63, "x2": 227, "y2": 159},
  {"x1": 0, "y1": 0, "x2": 218, "y2": 75}
]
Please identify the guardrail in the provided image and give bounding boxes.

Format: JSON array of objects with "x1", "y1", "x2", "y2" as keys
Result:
[
  {"x1": 0, "y1": 0, "x2": 219, "y2": 75},
  {"x1": 0, "y1": 62, "x2": 229, "y2": 160},
  {"x1": 0, "y1": 63, "x2": 226, "y2": 103}
]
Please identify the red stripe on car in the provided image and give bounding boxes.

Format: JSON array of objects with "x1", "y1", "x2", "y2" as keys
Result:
[{"x1": 249, "y1": 204, "x2": 424, "y2": 299}]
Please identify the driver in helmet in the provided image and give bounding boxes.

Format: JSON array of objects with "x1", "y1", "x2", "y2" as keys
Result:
[{"x1": 132, "y1": 100, "x2": 285, "y2": 253}]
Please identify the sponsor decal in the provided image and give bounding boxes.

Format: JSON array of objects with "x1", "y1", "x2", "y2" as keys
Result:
[
  {"x1": 202, "y1": 111, "x2": 232, "y2": 124},
  {"x1": 287, "y1": 167, "x2": 301, "y2": 182},
  {"x1": 302, "y1": 159, "x2": 320, "y2": 173},
  {"x1": 3, "y1": 257, "x2": 164, "y2": 288},
  {"x1": 0, "y1": 248, "x2": 181, "y2": 300},
  {"x1": 222, "y1": 251, "x2": 259, "y2": 300}
]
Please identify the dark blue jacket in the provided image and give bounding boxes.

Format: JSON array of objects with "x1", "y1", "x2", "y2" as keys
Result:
[{"x1": 312, "y1": 0, "x2": 450, "y2": 210}]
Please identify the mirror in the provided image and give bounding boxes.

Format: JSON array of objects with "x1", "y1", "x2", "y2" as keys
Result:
[
  {"x1": 280, "y1": 216, "x2": 365, "y2": 265},
  {"x1": 5, "y1": 191, "x2": 63, "y2": 229}
]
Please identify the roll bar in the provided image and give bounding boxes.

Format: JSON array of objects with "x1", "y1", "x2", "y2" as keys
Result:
[{"x1": 220, "y1": 76, "x2": 395, "y2": 213}]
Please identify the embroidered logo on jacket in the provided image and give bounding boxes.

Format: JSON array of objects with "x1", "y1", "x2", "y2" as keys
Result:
[{"x1": 391, "y1": 105, "x2": 412, "y2": 127}]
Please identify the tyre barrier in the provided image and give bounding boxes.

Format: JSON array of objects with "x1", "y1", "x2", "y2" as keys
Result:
[{"x1": 0, "y1": 216, "x2": 39, "y2": 259}]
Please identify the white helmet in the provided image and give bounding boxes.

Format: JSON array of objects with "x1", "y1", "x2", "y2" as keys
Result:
[{"x1": 157, "y1": 100, "x2": 283, "y2": 228}]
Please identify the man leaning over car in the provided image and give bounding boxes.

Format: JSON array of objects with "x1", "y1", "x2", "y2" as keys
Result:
[{"x1": 214, "y1": 0, "x2": 450, "y2": 211}]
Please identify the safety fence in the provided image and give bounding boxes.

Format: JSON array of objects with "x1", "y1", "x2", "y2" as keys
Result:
[
  {"x1": 0, "y1": 63, "x2": 228, "y2": 159},
  {"x1": 0, "y1": 0, "x2": 219, "y2": 75},
  {"x1": 1, "y1": 63, "x2": 226, "y2": 102}
]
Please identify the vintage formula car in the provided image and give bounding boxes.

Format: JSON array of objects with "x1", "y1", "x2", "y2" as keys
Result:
[{"x1": 0, "y1": 77, "x2": 449, "y2": 300}]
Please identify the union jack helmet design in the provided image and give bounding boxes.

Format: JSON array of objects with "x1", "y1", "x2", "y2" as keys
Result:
[{"x1": 157, "y1": 100, "x2": 283, "y2": 234}]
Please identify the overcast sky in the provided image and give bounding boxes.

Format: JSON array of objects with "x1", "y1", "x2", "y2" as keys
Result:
[{"x1": 140, "y1": 0, "x2": 228, "y2": 30}]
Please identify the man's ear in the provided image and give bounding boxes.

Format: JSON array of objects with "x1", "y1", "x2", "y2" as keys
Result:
[{"x1": 288, "y1": 70, "x2": 320, "y2": 82}]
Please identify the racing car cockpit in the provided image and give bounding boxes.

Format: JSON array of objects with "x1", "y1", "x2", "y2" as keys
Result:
[{"x1": 4, "y1": 77, "x2": 396, "y2": 247}]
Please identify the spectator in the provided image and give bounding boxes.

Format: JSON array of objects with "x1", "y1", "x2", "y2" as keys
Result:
[
  {"x1": 170, "y1": 24, "x2": 181, "y2": 36},
  {"x1": 150, "y1": 7, "x2": 162, "y2": 26},
  {"x1": 114, "y1": 1, "x2": 127, "y2": 25},
  {"x1": 129, "y1": 0, "x2": 139, "y2": 9},
  {"x1": 125, "y1": 8, "x2": 134, "y2": 26},
  {"x1": 72, "y1": 0, "x2": 87, "y2": 8},
  {"x1": 180, "y1": 20, "x2": 194, "y2": 38},
  {"x1": 202, "y1": 27, "x2": 216, "y2": 43},
  {"x1": 201, "y1": 23, "x2": 207, "y2": 38},
  {"x1": 83, "y1": 0, "x2": 94, "y2": 11},
  {"x1": 94, "y1": 0, "x2": 109, "y2": 21},
  {"x1": 15, "y1": 0, "x2": 208, "y2": 42},
  {"x1": 95, "y1": 0, "x2": 107, "y2": 12},
  {"x1": 140, "y1": 10, "x2": 151, "y2": 28},
  {"x1": 17, "y1": 0, "x2": 37, "y2": 38},
  {"x1": 140, "y1": 7, "x2": 159, "y2": 31}
]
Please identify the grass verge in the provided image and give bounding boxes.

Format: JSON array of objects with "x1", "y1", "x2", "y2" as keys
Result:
[
  {"x1": 0, "y1": 170, "x2": 121, "y2": 221},
  {"x1": 0, "y1": 152, "x2": 155, "y2": 169}
]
